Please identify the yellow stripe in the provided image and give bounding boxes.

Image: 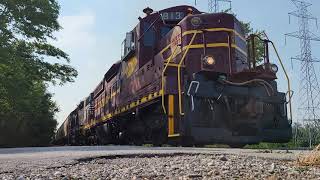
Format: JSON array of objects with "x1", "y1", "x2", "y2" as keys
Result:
[
  {"x1": 168, "y1": 95, "x2": 175, "y2": 135},
  {"x1": 164, "y1": 43, "x2": 247, "y2": 64},
  {"x1": 165, "y1": 63, "x2": 186, "y2": 68},
  {"x1": 141, "y1": 97, "x2": 148, "y2": 103},
  {"x1": 160, "y1": 28, "x2": 245, "y2": 56},
  {"x1": 185, "y1": 43, "x2": 229, "y2": 49},
  {"x1": 182, "y1": 28, "x2": 246, "y2": 42},
  {"x1": 184, "y1": 43, "x2": 248, "y2": 56},
  {"x1": 83, "y1": 90, "x2": 163, "y2": 130}
]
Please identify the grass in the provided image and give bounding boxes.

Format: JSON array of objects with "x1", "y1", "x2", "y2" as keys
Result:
[
  {"x1": 204, "y1": 144, "x2": 230, "y2": 148},
  {"x1": 244, "y1": 140, "x2": 308, "y2": 150},
  {"x1": 141, "y1": 139, "x2": 314, "y2": 150}
]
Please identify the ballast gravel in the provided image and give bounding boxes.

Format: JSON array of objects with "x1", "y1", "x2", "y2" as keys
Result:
[{"x1": 1, "y1": 153, "x2": 320, "y2": 180}]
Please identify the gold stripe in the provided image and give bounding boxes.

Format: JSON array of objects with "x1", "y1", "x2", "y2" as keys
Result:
[
  {"x1": 183, "y1": 43, "x2": 248, "y2": 56},
  {"x1": 165, "y1": 63, "x2": 186, "y2": 68},
  {"x1": 164, "y1": 43, "x2": 247, "y2": 64},
  {"x1": 141, "y1": 97, "x2": 148, "y2": 103},
  {"x1": 168, "y1": 95, "x2": 175, "y2": 135},
  {"x1": 185, "y1": 43, "x2": 229, "y2": 49},
  {"x1": 160, "y1": 28, "x2": 245, "y2": 56},
  {"x1": 83, "y1": 90, "x2": 163, "y2": 130},
  {"x1": 182, "y1": 28, "x2": 246, "y2": 42}
]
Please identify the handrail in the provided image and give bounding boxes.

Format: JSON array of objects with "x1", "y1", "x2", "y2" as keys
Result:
[
  {"x1": 161, "y1": 46, "x2": 179, "y2": 114},
  {"x1": 178, "y1": 32, "x2": 199, "y2": 116},
  {"x1": 263, "y1": 32, "x2": 293, "y2": 123}
]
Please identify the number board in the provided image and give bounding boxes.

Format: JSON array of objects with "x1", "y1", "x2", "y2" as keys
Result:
[{"x1": 161, "y1": 12, "x2": 185, "y2": 21}]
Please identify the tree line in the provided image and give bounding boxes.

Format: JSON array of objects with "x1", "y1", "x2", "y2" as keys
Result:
[
  {"x1": 292, "y1": 122, "x2": 320, "y2": 148},
  {"x1": 0, "y1": 0, "x2": 77, "y2": 147}
]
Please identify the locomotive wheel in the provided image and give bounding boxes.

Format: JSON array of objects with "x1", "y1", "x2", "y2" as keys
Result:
[
  {"x1": 181, "y1": 136, "x2": 194, "y2": 147},
  {"x1": 140, "y1": 105, "x2": 168, "y2": 147},
  {"x1": 133, "y1": 135, "x2": 144, "y2": 146},
  {"x1": 194, "y1": 144, "x2": 205, "y2": 147},
  {"x1": 151, "y1": 127, "x2": 167, "y2": 147},
  {"x1": 132, "y1": 120, "x2": 146, "y2": 146},
  {"x1": 119, "y1": 131, "x2": 130, "y2": 145}
]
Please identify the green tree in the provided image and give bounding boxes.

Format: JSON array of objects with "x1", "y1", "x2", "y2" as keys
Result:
[
  {"x1": 225, "y1": 9, "x2": 265, "y2": 63},
  {"x1": 240, "y1": 21, "x2": 265, "y2": 64},
  {"x1": 292, "y1": 123, "x2": 320, "y2": 148},
  {"x1": 0, "y1": 0, "x2": 77, "y2": 147}
]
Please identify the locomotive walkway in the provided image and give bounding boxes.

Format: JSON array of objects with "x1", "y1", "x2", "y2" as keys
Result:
[{"x1": 0, "y1": 146, "x2": 317, "y2": 179}]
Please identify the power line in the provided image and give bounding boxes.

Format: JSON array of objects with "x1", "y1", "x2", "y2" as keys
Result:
[
  {"x1": 285, "y1": 0, "x2": 320, "y2": 147},
  {"x1": 195, "y1": 0, "x2": 232, "y2": 13},
  {"x1": 210, "y1": 0, "x2": 232, "y2": 13}
]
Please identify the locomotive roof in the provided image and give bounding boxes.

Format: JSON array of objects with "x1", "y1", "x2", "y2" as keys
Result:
[
  {"x1": 104, "y1": 60, "x2": 121, "y2": 82},
  {"x1": 140, "y1": 5, "x2": 201, "y2": 21},
  {"x1": 157, "y1": 5, "x2": 201, "y2": 14}
]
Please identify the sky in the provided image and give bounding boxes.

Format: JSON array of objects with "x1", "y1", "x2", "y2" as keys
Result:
[{"x1": 49, "y1": 0, "x2": 320, "y2": 126}]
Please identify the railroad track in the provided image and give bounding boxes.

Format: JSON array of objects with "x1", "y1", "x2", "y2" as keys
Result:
[{"x1": 0, "y1": 146, "x2": 316, "y2": 179}]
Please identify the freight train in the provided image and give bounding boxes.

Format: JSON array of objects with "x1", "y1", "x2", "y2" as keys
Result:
[{"x1": 54, "y1": 5, "x2": 293, "y2": 147}]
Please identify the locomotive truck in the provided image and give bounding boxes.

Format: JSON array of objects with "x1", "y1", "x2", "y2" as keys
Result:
[{"x1": 54, "y1": 5, "x2": 293, "y2": 147}]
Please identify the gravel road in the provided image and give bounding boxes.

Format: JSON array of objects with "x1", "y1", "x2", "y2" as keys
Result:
[{"x1": 0, "y1": 146, "x2": 318, "y2": 179}]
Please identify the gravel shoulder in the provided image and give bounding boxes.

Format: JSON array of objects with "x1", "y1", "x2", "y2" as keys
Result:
[{"x1": 0, "y1": 146, "x2": 317, "y2": 179}]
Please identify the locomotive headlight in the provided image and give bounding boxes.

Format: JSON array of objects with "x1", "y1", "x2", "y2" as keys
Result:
[
  {"x1": 191, "y1": 17, "x2": 202, "y2": 27},
  {"x1": 203, "y1": 56, "x2": 215, "y2": 65},
  {"x1": 270, "y1": 64, "x2": 279, "y2": 73}
]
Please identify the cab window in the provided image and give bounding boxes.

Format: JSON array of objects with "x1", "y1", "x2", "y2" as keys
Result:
[
  {"x1": 161, "y1": 27, "x2": 171, "y2": 38},
  {"x1": 121, "y1": 31, "x2": 135, "y2": 59},
  {"x1": 143, "y1": 22, "x2": 155, "y2": 46}
]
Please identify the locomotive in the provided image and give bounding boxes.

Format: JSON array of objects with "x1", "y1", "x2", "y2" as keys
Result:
[{"x1": 54, "y1": 5, "x2": 292, "y2": 147}]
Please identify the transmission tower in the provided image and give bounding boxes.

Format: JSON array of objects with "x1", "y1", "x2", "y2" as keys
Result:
[
  {"x1": 195, "y1": 0, "x2": 232, "y2": 13},
  {"x1": 285, "y1": 0, "x2": 320, "y2": 137},
  {"x1": 209, "y1": 0, "x2": 232, "y2": 13}
]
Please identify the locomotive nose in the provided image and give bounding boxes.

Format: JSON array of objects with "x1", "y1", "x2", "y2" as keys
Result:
[{"x1": 181, "y1": 73, "x2": 291, "y2": 146}]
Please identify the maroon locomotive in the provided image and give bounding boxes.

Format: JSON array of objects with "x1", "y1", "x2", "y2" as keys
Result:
[{"x1": 55, "y1": 5, "x2": 292, "y2": 147}]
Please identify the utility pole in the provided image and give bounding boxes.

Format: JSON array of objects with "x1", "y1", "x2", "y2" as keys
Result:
[{"x1": 285, "y1": 0, "x2": 320, "y2": 148}]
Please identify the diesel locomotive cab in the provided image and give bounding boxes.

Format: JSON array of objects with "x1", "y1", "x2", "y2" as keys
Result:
[{"x1": 170, "y1": 12, "x2": 292, "y2": 146}]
